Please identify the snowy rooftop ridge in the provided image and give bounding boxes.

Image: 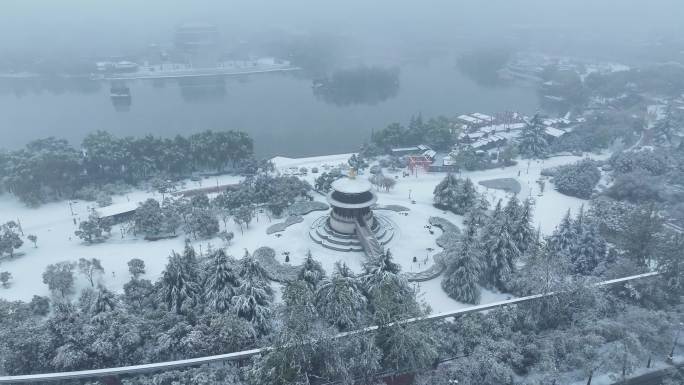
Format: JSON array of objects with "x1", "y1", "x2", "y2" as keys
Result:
[
  {"x1": 94, "y1": 201, "x2": 140, "y2": 218},
  {"x1": 331, "y1": 177, "x2": 372, "y2": 194}
]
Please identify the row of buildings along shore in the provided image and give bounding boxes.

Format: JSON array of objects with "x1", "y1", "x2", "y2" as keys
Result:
[{"x1": 392, "y1": 111, "x2": 577, "y2": 173}]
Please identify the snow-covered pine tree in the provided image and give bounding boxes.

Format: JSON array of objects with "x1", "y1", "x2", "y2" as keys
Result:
[
  {"x1": 491, "y1": 218, "x2": 519, "y2": 290},
  {"x1": 655, "y1": 231, "x2": 684, "y2": 298},
  {"x1": 441, "y1": 217, "x2": 482, "y2": 304},
  {"x1": 547, "y1": 209, "x2": 577, "y2": 257},
  {"x1": 159, "y1": 251, "x2": 201, "y2": 314},
  {"x1": 433, "y1": 174, "x2": 461, "y2": 211},
  {"x1": 315, "y1": 262, "x2": 367, "y2": 330},
  {"x1": 232, "y1": 250, "x2": 274, "y2": 332},
  {"x1": 547, "y1": 208, "x2": 607, "y2": 275},
  {"x1": 298, "y1": 250, "x2": 326, "y2": 289},
  {"x1": 480, "y1": 200, "x2": 503, "y2": 283},
  {"x1": 518, "y1": 114, "x2": 549, "y2": 158},
  {"x1": 482, "y1": 200, "x2": 520, "y2": 290},
  {"x1": 465, "y1": 196, "x2": 490, "y2": 227},
  {"x1": 181, "y1": 242, "x2": 201, "y2": 283},
  {"x1": 455, "y1": 178, "x2": 479, "y2": 214},
  {"x1": 571, "y1": 218, "x2": 606, "y2": 275},
  {"x1": 232, "y1": 275, "x2": 273, "y2": 334},
  {"x1": 512, "y1": 198, "x2": 535, "y2": 255},
  {"x1": 237, "y1": 250, "x2": 271, "y2": 285},
  {"x1": 363, "y1": 249, "x2": 416, "y2": 316},
  {"x1": 503, "y1": 195, "x2": 521, "y2": 224},
  {"x1": 362, "y1": 249, "x2": 405, "y2": 294},
  {"x1": 204, "y1": 249, "x2": 240, "y2": 312}
]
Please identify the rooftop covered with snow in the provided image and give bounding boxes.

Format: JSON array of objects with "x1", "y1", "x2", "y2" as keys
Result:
[
  {"x1": 331, "y1": 177, "x2": 373, "y2": 194},
  {"x1": 544, "y1": 126, "x2": 567, "y2": 138},
  {"x1": 94, "y1": 201, "x2": 140, "y2": 218}
]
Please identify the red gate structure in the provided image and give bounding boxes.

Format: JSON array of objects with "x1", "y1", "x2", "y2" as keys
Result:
[{"x1": 407, "y1": 155, "x2": 432, "y2": 175}]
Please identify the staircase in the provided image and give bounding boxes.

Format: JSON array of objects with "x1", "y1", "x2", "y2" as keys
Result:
[{"x1": 355, "y1": 216, "x2": 385, "y2": 259}]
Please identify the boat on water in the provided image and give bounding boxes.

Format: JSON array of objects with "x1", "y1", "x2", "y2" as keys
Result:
[
  {"x1": 110, "y1": 82, "x2": 132, "y2": 111},
  {"x1": 110, "y1": 83, "x2": 131, "y2": 98}
]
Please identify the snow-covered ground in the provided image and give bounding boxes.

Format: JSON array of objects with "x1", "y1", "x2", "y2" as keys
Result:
[{"x1": 0, "y1": 152, "x2": 608, "y2": 313}]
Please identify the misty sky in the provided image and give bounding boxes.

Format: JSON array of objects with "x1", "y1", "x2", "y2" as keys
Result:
[{"x1": 1, "y1": 0, "x2": 683, "y2": 58}]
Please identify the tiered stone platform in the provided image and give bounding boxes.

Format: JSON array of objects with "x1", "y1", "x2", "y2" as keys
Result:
[{"x1": 309, "y1": 214, "x2": 395, "y2": 253}]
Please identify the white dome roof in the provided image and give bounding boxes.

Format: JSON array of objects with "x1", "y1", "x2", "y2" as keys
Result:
[{"x1": 331, "y1": 177, "x2": 372, "y2": 194}]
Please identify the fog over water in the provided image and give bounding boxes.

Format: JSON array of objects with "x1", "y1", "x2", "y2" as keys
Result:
[
  {"x1": 0, "y1": 59, "x2": 539, "y2": 157},
  {"x1": 1, "y1": 0, "x2": 683, "y2": 156}
]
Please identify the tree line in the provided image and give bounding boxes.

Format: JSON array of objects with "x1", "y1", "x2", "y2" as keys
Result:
[
  {"x1": 0, "y1": 130, "x2": 255, "y2": 206},
  {"x1": 0, "y1": 243, "x2": 440, "y2": 384}
]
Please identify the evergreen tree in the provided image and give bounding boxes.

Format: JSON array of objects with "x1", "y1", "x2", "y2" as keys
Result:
[
  {"x1": 442, "y1": 217, "x2": 482, "y2": 304},
  {"x1": 654, "y1": 103, "x2": 675, "y2": 144},
  {"x1": 512, "y1": 198, "x2": 535, "y2": 255},
  {"x1": 482, "y1": 201, "x2": 519, "y2": 290},
  {"x1": 232, "y1": 276, "x2": 273, "y2": 333},
  {"x1": 298, "y1": 250, "x2": 326, "y2": 290},
  {"x1": 479, "y1": 200, "x2": 501, "y2": 282},
  {"x1": 618, "y1": 205, "x2": 663, "y2": 268},
  {"x1": 503, "y1": 195, "x2": 521, "y2": 224},
  {"x1": 363, "y1": 250, "x2": 418, "y2": 318},
  {"x1": 434, "y1": 175, "x2": 481, "y2": 215},
  {"x1": 159, "y1": 251, "x2": 201, "y2": 314},
  {"x1": 518, "y1": 114, "x2": 548, "y2": 158},
  {"x1": 315, "y1": 262, "x2": 367, "y2": 330},
  {"x1": 237, "y1": 250, "x2": 270, "y2": 284},
  {"x1": 655, "y1": 231, "x2": 684, "y2": 298},
  {"x1": 465, "y1": 196, "x2": 490, "y2": 227},
  {"x1": 233, "y1": 252, "x2": 273, "y2": 333},
  {"x1": 433, "y1": 174, "x2": 460, "y2": 211},
  {"x1": 457, "y1": 178, "x2": 479, "y2": 213},
  {"x1": 250, "y1": 277, "x2": 369, "y2": 385},
  {"x1": 375, "y1": 319, "x2": 438, "y2": 375},
  {"x1": 552, "y1": 159, "x2": 601, "y2": 199},
  {"x1": 282, "y1": 279, "x2": 318, "y2": 321},
  {"x1": 134, "y1": 199, "x2": 164, "y2": 237},
  {"x1": 490, "y1": 220, "x2": 519, "y2": 290},
  {"x1": 362, "y1": 249, "x2": 404, "y2": 294},
  {"x1": 547, "y1": 210, "x2": 576, "y2": 255},
  {"x1": 204, "y1": 249, "x2": 240, "y2": 313},
  {"x1": 572, "y1": 218, "x2": 606, "y2": 274},
  {"x1": 547, "y1": 208, "x2": 607, "y2": 275}
]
